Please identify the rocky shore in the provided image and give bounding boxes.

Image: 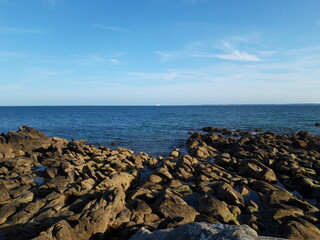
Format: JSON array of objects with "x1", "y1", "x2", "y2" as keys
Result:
[{"x1": 0, "y1": 126, "x2": 320, "y2": 239}]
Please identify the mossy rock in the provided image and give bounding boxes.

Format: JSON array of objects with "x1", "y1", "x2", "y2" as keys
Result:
[{"x1": 173, "y1": 185, "x2": 193, "y2": 196}]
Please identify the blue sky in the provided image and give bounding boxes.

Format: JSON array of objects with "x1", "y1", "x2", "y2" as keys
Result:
[{"x1": 1, "y1": 0, "x2": 320, "y2": 105}]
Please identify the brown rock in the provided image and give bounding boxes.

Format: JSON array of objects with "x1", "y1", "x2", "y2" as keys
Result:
[
  {"x1": 197, "y1": 195, "x2": 237, "y2": 223},
  {"x1": 149, "y1": 174, "x2": 162, "y2": 184},
  {"x1": 215, "y1": 182, "x2": 245, "y2": 207},
  {"x1": 157, "y1": 204, "x2": 198, "y2": 225},
  {"x1": 280, "y1": 217, "x2": 320, "y2": 240},
  {"x1": 238, "y1": 159, "x2": 277, "y2": 183},
  {"x1": 6, "y1": 126, "x2": 52, "y2": 152},
  {"x1": 214, "y1": 153, "x2": 232, "y2": 166}
]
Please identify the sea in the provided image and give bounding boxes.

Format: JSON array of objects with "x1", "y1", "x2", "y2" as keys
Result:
[{"x1": 0, "y1": 105, "x2": 319, "y2": 157}]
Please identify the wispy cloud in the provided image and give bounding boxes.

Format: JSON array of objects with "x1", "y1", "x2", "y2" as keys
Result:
[
  {"x1": 109, "y1": 59, "x2": 121, "y2": 65},
  {"x1": 91, "y1": 24, "x2": 137, "y2": 36},
  {"x1": 155, "y1": 41, "x2": 214, "y2": 61},
  {"x1": 70, "y1": 54, "x2": 123, "y2": 66},
  {"x1": 215, "y1": 42, "x2": 261, "y2": 61},
  {"x1": 155, "y1": 40, "x2": 261, "y2": 62},
  {"x1": 0, "y1": 26, "x2": 46, "y2": 34}
]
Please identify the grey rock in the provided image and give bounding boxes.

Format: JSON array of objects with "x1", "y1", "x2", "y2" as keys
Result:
[{"x1": 129, "y1": 222, "x2": 287, "y2": 240}]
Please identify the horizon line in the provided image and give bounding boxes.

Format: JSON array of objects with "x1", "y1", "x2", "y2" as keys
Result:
[{"x1": 0, "y1": 103, "x2": 320, "y2": 107}]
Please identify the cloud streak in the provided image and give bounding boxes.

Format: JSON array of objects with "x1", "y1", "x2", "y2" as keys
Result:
[
  {"x1": 215, "y1": 42, "x2": 261, "y2": 62},
  {"x1": 155, "y1": 41, "x2": 261, "y2": 62},
  {"x1": 91, "y1": 24, "x2": 138, "y2": 37}
]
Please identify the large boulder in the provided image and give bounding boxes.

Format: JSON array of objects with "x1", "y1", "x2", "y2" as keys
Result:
[
  {"x1": 5, "y1": 126, "x2": 52, "y2": 152},
  {"x1": 237, "y1": 159, "x2": 277, "y2": 183},
  {"x1": 196, "y1": 195, "x2": 236, "y2": 224},
  {"x1": 129, "y1": 222, "x2": 287, "y2": 240}
]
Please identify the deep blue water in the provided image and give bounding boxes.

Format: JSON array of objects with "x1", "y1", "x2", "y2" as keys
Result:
[{"x1": 0, "y1": 105, "x2": 319, "y2": 156}]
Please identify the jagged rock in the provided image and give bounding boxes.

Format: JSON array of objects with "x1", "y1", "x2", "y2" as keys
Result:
[
  {"x1": 129, "y1": 222, "x2": 286, "y2": 240},
  {"x1": 6, "y1": 199, "x2": 46, "y2": 226},
  {"x1": 6, "y1": 126, "x2": 52, "y2": 152},
  {"x1": 4, "y1": 157, "x2": 34, "y2": 168},
  {"x1": 0, "y1": 203, "x2": 19, "y2": 225},
  {"x1": 1, "y1": 126, "x2": 320, "y2": 240}
]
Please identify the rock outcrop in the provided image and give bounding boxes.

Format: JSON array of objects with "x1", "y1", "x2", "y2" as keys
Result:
[{"x1": 0, "y1": 126, "x2": 319, "y2": 239}]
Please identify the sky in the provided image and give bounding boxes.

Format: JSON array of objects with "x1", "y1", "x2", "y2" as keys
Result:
[{"x1": 0, "y1": 0, "x2": 320, "y2": 105}]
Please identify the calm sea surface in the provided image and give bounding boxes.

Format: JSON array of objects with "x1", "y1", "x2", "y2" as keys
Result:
[{"x1": 0, "y1": 105, "x2": 319, "y2": 156}]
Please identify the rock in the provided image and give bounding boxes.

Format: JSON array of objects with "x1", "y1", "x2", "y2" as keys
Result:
[
  {"x1": 149, "y1": 174, "x2": 163, "y2": 183},
  {"x1": 33, "y1": 220, "x2": 76, "y2": 240},
  {"x1": 170, "y1": 150, "x2": 180, "y2": 158},
  {"x1": 129, "y1": 222, "x2": 286, "y2": 240},
  {"x1": 46, "y1": 176, "x2": 69, "y2": 193},
  {"x1": 214, "y1": 153, "x2": 232, "y2": 166},
  {"x1": 238, "y1": 159, "x2": 277, "y2": 183},
  {"x1": 0, "y1": 183, "x2": 11, "y2": 204},
  {"x1": 6, "y1": 200, "x2": 46, "y2": 225},
  {"x1": 0, "y1": 203, "x2": 19, "y2": 225},
  {"x1": 315, "y1": 123, "x2": 320, "y2": 126},
  {"x1": 128, "y1": 199, "x2": 152, "y2": 215},
  {"x1": 280, "y1": 217, "x2": 320, "y2": 240},
  {"x1": 154, "y1": 167, "x2": 173, "y2": 180},
  {"x1": 6, "y1": 125, "x2": 52, "y2": 152},
  {"x1": 151, "y1": 189, "x2": 188, "y2": 209},
  {"x1": 4, "y1": 157, "x2": 33, "y2": 169},
  {"x1": 215, "y1": 182, "x2": 245, "y2": 207},
  {"x1": 0, "y1": 140, "x2": 14, "y2": 160},
  {"x1": 197, "y1": 195, "x2": 237, "y2": 223},
  {"x1": 157, "y1": 204, "x2": 198, "y2": 226}
]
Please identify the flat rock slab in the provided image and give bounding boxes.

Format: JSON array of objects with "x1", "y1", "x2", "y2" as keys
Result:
[{"x1": 130, "y1": 222, "x2": 288, "y2": 240}]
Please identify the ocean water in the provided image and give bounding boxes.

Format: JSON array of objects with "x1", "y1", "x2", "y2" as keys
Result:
[{"x1": 0, "y1": 105, "x2": 319, "y2": 157}]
